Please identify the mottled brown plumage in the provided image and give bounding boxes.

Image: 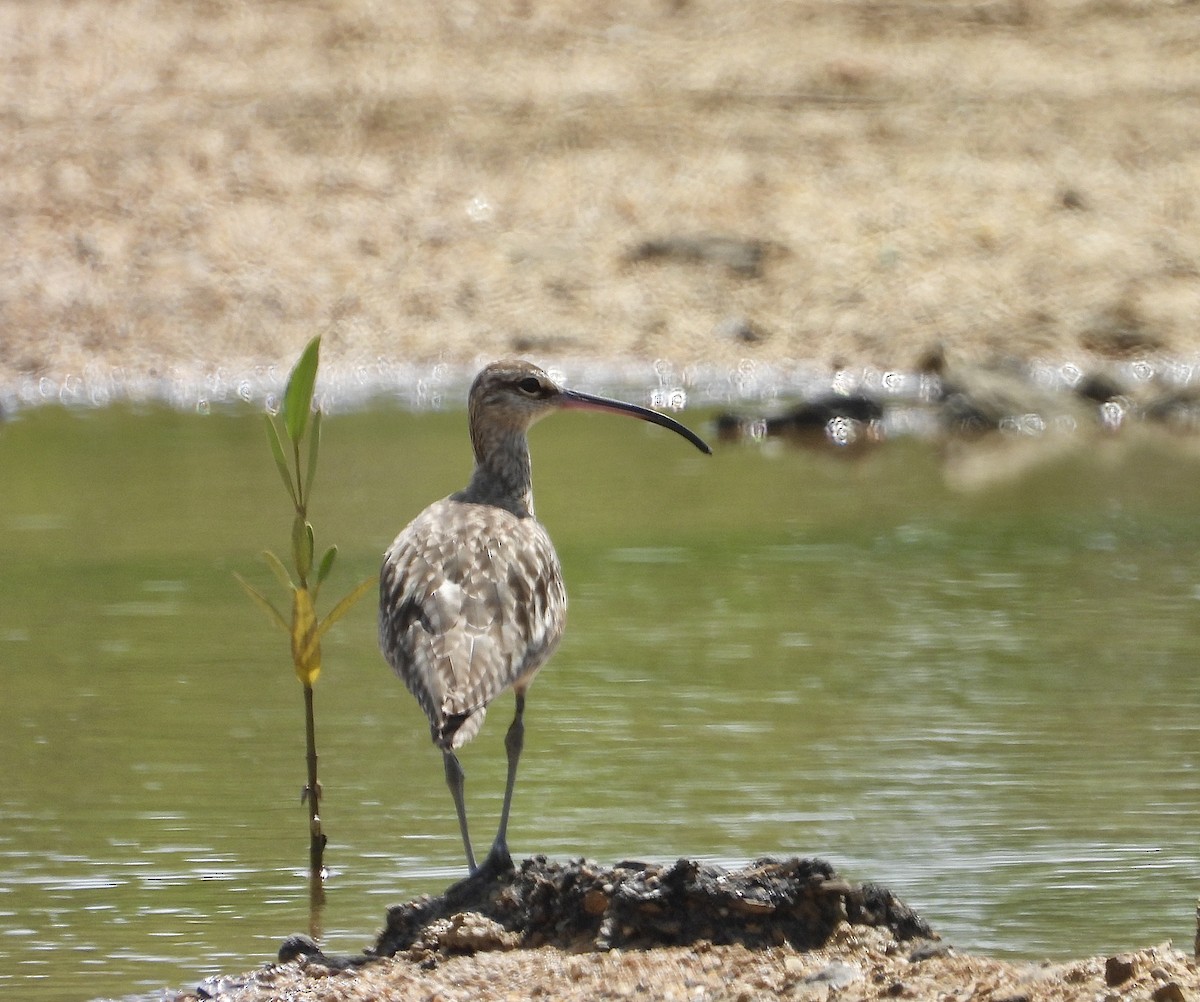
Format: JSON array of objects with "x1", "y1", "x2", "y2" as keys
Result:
[
  {"x1": 381, "y1": 499, "x2": 564, "y2": 752},
  {"x1": 380, "y1": 359, "x2": 710, "y2": 875}
]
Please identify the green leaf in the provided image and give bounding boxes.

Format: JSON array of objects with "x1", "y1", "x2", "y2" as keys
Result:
[
  {"x1": 317, "y1": 573, "x2": 378, "y2": 640},
  {"x1": 265, "y1": 414, "x2": 298, "y2": 506},
  {"x1": 234, "y1": 573, "x2": 289, "y2": 632},
  {"x1": 292, "y1": 516, "x2": 314, "y2": 582},
  {"x1": 282, "y1": 336, "x2": 321, "y2": 445},
  {"x1": 262, "y1": 549, "x2": 294, "y2": 591},
  {"x1": 316, "y1": 545, "x2": 337, "y2": 588},
  {"x1": 304, "y1": 408, "x2": 322, "y2": 505}
]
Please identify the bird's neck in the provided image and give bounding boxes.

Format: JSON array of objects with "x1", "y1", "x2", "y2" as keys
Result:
[{"x1": 454, "y1": 426, "x2": 536, "y2": 518}]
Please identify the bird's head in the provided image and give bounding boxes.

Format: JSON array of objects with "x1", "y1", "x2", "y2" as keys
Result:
[
  {"x1": 467, "y1": 360, "x2": 564, "y2": 434},
  {"x1": 468, "y1": 359, "x2": 712, "y2": 454}
]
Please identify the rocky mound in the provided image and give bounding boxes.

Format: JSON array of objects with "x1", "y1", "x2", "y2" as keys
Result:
[
  {"x1": 178, "y1": 858, "x2": 1198, "y2": 1002},
  {"x1": 270, "y1": 856, "x2": 935, "y2": 972},
  {"x1": 373, "y1": 855, "x2": 934, "y2": 958}
]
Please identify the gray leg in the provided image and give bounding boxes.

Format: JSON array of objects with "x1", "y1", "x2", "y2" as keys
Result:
[
  {"x1": 487, "y1": 690, "x2": 525, "y2": 870},
  {"x1": 443, "y1": 750, "x2": 477, "y2": 874}
]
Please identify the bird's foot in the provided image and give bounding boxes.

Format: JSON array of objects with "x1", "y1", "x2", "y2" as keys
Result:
[
  {"x1": 480, "y1": 838, "x2": 515, "y2": 877},
  {"x1": 444, "y1": 843, "x2": 516, "y2": 903}
]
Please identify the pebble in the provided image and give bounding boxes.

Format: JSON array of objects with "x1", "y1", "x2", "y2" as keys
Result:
[
  {"x1": 1105, "y1": 954, "x2": 1137, "y2": 986},
  {"x1": 583, "y1": 889, "x2": 610, "y2": 915},
  {"x1": 802, "y1": 960, "x2": 862, "y2": 989}
]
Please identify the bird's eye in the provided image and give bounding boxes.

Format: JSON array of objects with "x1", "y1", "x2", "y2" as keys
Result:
[{"x1": 517, "y1": 376, "x2": 543, "y2": 396}]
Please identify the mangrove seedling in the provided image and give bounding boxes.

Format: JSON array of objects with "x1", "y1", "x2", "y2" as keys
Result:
[{"x1": 235, "y1": 335, "x2": 376, "y2": 881}]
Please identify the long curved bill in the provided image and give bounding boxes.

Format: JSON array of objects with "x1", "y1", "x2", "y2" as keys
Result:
[{"x1": 560, "y1": 388, "x2": 712, "y2": 455}]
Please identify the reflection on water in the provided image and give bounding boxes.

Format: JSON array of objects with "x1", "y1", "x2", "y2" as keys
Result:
[{"x1": 1, "y1": 405, "x2": 1199, "y2": 1002}]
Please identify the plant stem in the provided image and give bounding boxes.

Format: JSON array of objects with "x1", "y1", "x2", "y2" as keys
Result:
[
  {"x1": 309, "y1": 866, "x2": 325, "y2": 942},
  {"x1": 303, "y1": 683, "x2": 326, "y2": 876}
]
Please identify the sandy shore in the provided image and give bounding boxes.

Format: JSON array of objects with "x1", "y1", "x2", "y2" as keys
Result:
[
  {"x1": 178, "y1": 931, "x2": 1200, "y2": 1002},
  {"x1": 4, "y1": 0, "x2": 1200, "y2": 398}
]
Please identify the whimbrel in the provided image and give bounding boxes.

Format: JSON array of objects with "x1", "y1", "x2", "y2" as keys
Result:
[{"x1": 379, "y1": 360, "x2": 710, "y2": 876}]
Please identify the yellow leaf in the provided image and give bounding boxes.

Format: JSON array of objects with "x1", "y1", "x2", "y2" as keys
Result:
[
  {"x1": 291, "y1": 586, "x2": 321, "y2": 687},
  {"x1": 233, "y1": 573, "x2": 289, "y2": 632},
  {"x1": 317, "y1": 573, "x2": 379, "y2": 640}
]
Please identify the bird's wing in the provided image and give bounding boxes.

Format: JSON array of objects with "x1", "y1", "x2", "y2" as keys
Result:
[{"x1": 380, "y1": 498, "x2": 566, "y2": 749}]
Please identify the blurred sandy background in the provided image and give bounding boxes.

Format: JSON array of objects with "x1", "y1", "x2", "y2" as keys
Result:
[{"x1": 3, "y1": 0, "x2": 1199, "y2": 391}]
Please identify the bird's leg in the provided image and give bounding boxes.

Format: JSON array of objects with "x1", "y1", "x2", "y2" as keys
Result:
[
  {"x1": 443, "y1": 750, "x2": 477, "y2": 874},
  {"x1": 485, "y1": 690, "x2": 525, "y2": 873}
]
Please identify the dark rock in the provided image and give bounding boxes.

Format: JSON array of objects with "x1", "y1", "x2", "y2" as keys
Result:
[
  {"x1": 716, "y1": 392, "x2": 885, "y2": 447},
  {"x1": 713, "y1": 412, "x2": 757, "y2": 442},
  {"x1": 1105, "y1": 953, "x2": 1137, "y2": 986},
  {"x1": 765, "y1": 394, "x2": 884, "y2": 435},
  {"x1": 625, "y1": 235, "x2": 785, "y2": 278},
  {"x1": 276, "y1": 932, "x2": 375, "y2": 971},
  {"x1": 1151, "y1": 983, "x2": 1186, "y2": 1002},
  {"x1": 1074, "y1": 372, "x2": 1125, "y2": 404},
  {"x1": 277, "y1": 934, "x2": 323, "y2": 963},
  {"x1": 908, "y1": 940, "x2": 955, "y2": 963},
  {"x1": 850, "y1": 882, "x2": 934, "y2": 943}
]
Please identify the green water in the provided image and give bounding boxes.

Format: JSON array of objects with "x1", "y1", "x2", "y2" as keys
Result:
[{"x1": 1, "y1": 404, "x2": 1198, "y2": 1001}]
